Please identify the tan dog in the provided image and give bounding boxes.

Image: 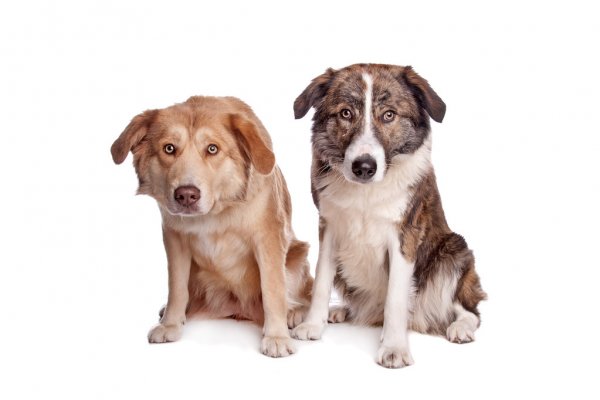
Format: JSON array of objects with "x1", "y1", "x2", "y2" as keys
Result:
[{"x1": 111, "y1": 96, "x2": 312, "y2": 357}]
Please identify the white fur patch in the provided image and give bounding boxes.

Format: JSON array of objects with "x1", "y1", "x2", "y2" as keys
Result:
[
  {"x1": 363, "y1": 73, "x2": 373, "y2": 134},
  {"x1": 342, "y1": 73, "x2": 386, "y2": 183}
]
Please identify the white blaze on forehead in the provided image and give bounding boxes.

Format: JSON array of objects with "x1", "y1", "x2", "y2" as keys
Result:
[
  {"x1": 363, "y1": 73, "x2": 373, "y2": 138},
  {"x1": 342, "y1": 72, "x2": 386, "y2": 183}
]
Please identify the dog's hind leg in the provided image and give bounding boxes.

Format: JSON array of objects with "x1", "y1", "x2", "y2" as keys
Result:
[
  {"x1": 411, "y1": 233, "x2": 486, "y2": 341},
  {"x1": 446, "y1": 302, "x2": 479, "y2": 343},
  {"x1": 446, "y1": 249, "x2": 486, "y2": 343}
]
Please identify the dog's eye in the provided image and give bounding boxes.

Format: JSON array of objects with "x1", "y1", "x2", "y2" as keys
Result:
[
  {"x1": 164, "y1": 144, "x2": 176, "y2": 154},
  {"x1": 207, "y1": 144, "x2": 218, "y2": 155},
  {"x1": 383, "y1": 111, "x2": 395, "y2": 122},
  {"x1": 340, "y1": 109, "x2": 353, "y2": 120}
]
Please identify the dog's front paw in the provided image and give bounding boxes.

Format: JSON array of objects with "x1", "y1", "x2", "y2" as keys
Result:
[
  {"x1": 446, "y1": 320, "x2": 475, "y2": 344},
  {"x1": 328, "y1": 306, "x2": 348, "y2": 323},
  {"x1": 376, "y1": 345, "x2": 414, "y2": 369},
  {"x1": 287, "y1": 306, "x2": 308, "y2": 329},
  {"x1": 291, "y1": 321, "x2": 325, "y2": 340},
  {"x1": 147, "y1": 323, "x2": 182, "y2": 343},
  {"x1": 261, "y1": 336, "x2": 296, "y2": 358}
]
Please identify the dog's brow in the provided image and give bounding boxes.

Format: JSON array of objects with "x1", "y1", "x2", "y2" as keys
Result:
[
  {"x1": 337, "y1": 92, "x2": 363, "y2": 109},
  {"x1": 377, "y1": 90, "x2": 391, "y2": 103},
  {"x1": 169, "y1": 124, "x2": 188, "y2": 139}
]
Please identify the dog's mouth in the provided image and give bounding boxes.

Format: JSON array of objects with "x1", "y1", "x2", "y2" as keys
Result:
[
  {"x1": 343, "y1": 174, "x2": 376, "y2": 185},
  {"x1": 166, "y1": 205, "x2": 204, "y2": 216}
]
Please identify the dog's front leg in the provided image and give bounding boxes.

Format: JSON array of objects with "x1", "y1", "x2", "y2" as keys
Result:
[
  {"x1": 147, "y1": 226, "x2": 191, "y2": 343},
  {"x1": 254, "y1": 233, "x2": 296, "y2": 358},
  {"x1": 377, "y1": 231, "x2": 415, "y2": 368},
  {"x1": 292, "y1": 227, "x2": 335, "y2": 340}
]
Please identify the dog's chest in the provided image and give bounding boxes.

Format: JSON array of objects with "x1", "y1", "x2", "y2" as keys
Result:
[
  {"x1": 319, "y1": 172, "x2": 414, "y2": 291},
  {"x1": 192, "y1": 230, "x2": 252, "y2": 267},
  {"x1": 178, "y1": 218, "x2": 256, "y2": 284}
]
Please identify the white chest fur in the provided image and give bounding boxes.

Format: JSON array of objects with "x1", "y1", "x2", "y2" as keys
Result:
[{"x1": 316, "y1": 139, "x2": 432, "y2": 292}]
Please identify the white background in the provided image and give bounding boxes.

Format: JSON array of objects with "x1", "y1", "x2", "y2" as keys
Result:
[{"x1": 1, "y1": 0, "x2": 599, "y2": 398}]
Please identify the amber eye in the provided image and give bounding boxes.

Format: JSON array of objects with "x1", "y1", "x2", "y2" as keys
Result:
[
  {"x1": 164, "y1": 144, "x2": 175, "y2": 154},
  {"x1": 383, "y1": 111, "x2": 395, "y2": 122},
  {"x1": 207, "y1": 144, "x2": 218, "y2": 155},
  {"x1": 340, "y1": 109, "x2": 353, "y2": 120}
]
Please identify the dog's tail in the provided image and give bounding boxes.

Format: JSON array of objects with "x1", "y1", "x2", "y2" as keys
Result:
[
  {"x1": 285, "y1": 239, "x2": 313, "y2": 305},
  {"x1": 456, "y1": 249, "x2": 487, "y2": 318}
]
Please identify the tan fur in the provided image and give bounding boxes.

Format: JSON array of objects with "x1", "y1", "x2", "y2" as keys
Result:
[{"x1": 111, "y1": 96, "x2": 312, "y2": 357}]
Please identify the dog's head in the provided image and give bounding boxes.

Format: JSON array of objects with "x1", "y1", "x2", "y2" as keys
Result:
[
  {"x1": 294, "y1": 64, "x2": 445, "y2": 184},
  {"x1": 111, "y1": 96, "x2": 275, "y2": 216}
]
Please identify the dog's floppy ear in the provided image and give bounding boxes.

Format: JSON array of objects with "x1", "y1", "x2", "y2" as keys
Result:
[
  {"x1": 111, "y1": 109, "x2": 157, "y2": 164},
  {"x1": 401, "y1": 66, "x2": 446, "y2": 123},
  {"x1": 293, "y1": 68, "x2": 337, "y2": 119},
  {"x1": 229, "y1": 113, "x2": 275, "y2": 175}
]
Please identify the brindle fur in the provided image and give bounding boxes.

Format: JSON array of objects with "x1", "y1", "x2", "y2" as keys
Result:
[{"x1": 295, "y1": 63, "x2": 486, "y2": 336}]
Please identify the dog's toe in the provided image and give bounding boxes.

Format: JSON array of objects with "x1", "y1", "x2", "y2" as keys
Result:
[
  {"x1": 291, "y1": 322, "x2": 324, "y2": 341},
  {"x1": 147, "y1": 323, "x2": 182, "y2": 343},
  {"x1": 261, "y1": 336, "x2": 296, "y2": 358},
  {"x1": 328, "y1": 306, "x2": 348, "y2": 323},
  {"x1": 287, "y1": 306, "x2": 308, "y2": 329},
  {"x1": 446, "y1": 321, "x2": 475, "y2": 344},
  {"x1": 376, "y1": 345, "x2": 414, "y2": 369}
]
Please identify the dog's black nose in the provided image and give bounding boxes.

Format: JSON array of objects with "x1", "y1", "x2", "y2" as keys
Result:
[
  {"x1": 351, "y1": 155, "x2": 377, "y2": 180},
  {"x1": 174, "y1": 185, "x2": 200, "y2": 207}
]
